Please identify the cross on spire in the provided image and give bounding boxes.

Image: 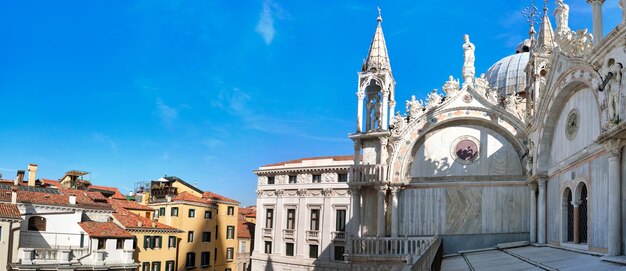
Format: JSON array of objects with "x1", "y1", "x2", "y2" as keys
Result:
[{"x1": 377, "y1": 6, "x2": 382, "y2": 24}]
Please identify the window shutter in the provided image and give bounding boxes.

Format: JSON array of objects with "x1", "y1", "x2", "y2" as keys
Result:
[{"x1": 144, "y1": 236, "x2": 150, "y2": 249}]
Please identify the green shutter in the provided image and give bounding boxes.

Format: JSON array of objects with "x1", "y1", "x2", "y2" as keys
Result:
[{"x1": 143, "y1": 236, "x2": 150, "y2": 249}]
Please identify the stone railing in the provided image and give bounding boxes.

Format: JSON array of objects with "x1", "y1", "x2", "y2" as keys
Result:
[
  {"x1": 306, "y1": 230, "x2": 319, "y2": 240},
  {"x1": 349, "y1": 236, "x2": 437, "y2": 258},
  {"x1": 20, "y1": 247, "x2": 89, "y2": 264},
  {"x1": 349, "y1": 164, "x2": 386, "y2": 183},
  {"x1": 262, "y1": 228, "x2": 273, "y2": 237},
  {"x1": 283, "y1": 229, "x2": 295, "y2": 239},
  {"x1": 331, "y1": 231, "x2": 346, "y2": 241}
]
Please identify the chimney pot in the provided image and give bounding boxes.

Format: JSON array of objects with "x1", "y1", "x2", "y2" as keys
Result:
[
  {"x1": 16, "y1": 170, "x2": 25, "y2": 185},
  {"x1": 69, "y1": 193, "x2": 77, "y2": 205},
  {"x1": 27, "y1": 164, "x2": 38, "y2": 187},
  {"x1": 138, "y1": 220, "x2": 143, "y2": 227},
  {"x1": 11, "y1": 187, "x2": 17, "y2": 204},
  {"x1": 151, "y1": 221, "x2": 156, "y2": 228}
]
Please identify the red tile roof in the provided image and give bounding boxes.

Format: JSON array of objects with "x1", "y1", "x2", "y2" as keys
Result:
[
  {"x1": 0, "y1": 188, "x2": 112, "y2": 210},
  {"x1": 79, "y1": 221, "x2": 133, "y2": 238},
  {"x1": 89, "y1": 185, "x2": 126, "y2": 200},
  {"x1": 172, "y1": 191, "x2": 211, "y2": 204},
  {"x1": 0, "y1": 203, "x2": 21, "y2": 220},
  {"x1": 108, "y1": 198, "x2": 153, "y2": 211},
  {"x1": 202, "y1": 191, "x2": 239, "y2": 204},
  {"x1": 239, "y1": 207, "x2": 256, "y2": 218},
  {"x1": 108, "y1": 199, "x2": 177, "y2": 231},
  {"x1": 262, "y1": 155, "x2": 355, "y2": 167},
  {"x1": 40, "y1": 179, "x2": 61, "y2": 188},
  {"x1": 237, "y1": 214, "x2": 254, "y2": 239}
]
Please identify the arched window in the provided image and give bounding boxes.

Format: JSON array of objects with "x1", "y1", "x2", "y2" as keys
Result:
[
  {"x1": 28, "y1": 216, "x2": 46, "y2": 231},
  {"x1": 565, "y1": 188, "x2": 574, "y2": 242}
]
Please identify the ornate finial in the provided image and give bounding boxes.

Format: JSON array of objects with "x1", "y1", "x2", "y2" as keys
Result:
[
  {"x1": 523, "y1": 0, "x2": 539, "y2": 39},
  {"x1": 377, "y1": 6, "x2": 382, "y2": 24},
  {"x1": 543, "y1": 0, "x2": 548, "y2": 13}
]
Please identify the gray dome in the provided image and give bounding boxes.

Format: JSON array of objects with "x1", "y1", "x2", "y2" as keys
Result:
[{"x1": 485, "y1": 52, "x2": 529, "y2": 96}]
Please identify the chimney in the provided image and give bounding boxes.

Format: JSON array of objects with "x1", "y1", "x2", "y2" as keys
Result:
[
  {"x1": 15, "y1": 170, "x2": 25, "y2": 185},
  {"x1": 138, "y1": 220, "x2": 143, "y2": 227},
  {"x1": 151, "y1": 221, "x2": 156, "y2": 228},
  {"x1": 11, "y1": 186, "x2": 17, "y2": 204},
  {"x1": 69, "y1": 193, "x2": 77, "y2": 205},
  {"x1": 27, "y1": 164, "x2": 38, "y2": 187}
]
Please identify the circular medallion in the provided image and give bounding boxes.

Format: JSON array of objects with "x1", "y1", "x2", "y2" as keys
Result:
[
  {"x1": 566, "y1": 109, "x2": 579, "y2": 140},
  {"x1": 462, "y1": 94, "x2": 473, "y2": 103},
  {"x1": 450, "y1": 136, "x2": 480, "y2": 164}
]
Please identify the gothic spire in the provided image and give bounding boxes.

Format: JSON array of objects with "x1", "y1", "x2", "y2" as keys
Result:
[
  {"x1": 533, "y1": 3, "x2": 556, "y2": 51},
  {"x1": 362, "y1": 8, "x2": 391, "y2": 72}
]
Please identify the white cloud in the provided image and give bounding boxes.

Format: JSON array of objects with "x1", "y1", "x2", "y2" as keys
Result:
[
  {"x1": 256, "y1": 0, "x2": 276, "y2": 45},
  {"x1": 156, "y1": 98, "x2": 178, "y2": 124},
  {"x1": 92, "y1": 132, "x2": 118, "y2": 150}
]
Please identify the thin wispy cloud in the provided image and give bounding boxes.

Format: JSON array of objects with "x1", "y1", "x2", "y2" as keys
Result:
[
  {"x1": 156, "y1": 98, "x2": 179, "y2": 125},
  {"x1": 256, "y1": 0, "x2": 282, "y2": 45},
  {"x1": 92, "y1": 133, "x2": 118, "y2": 150}
]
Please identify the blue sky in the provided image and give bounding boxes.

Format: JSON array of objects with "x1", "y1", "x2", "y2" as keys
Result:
[{"x1": 0, "y1": 1, "x2": 622, "y2": 206}]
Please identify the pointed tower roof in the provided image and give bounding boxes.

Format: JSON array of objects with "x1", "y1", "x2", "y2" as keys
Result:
[
  {"x1": 533, "y1": 7, "x2": 555, "y2": 51},
  {"x1": 362, "y1": 8, "x2": 391, "y2": 72}
]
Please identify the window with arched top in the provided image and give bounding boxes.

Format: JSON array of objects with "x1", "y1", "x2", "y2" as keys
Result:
[{"x1": 28, "y1": 216, "x2": 46, "y2": 231}]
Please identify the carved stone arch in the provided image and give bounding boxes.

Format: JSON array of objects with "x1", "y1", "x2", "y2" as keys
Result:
[
  {"x1": 573, "y1": 177, "x2": 590, "y2": 203},
  {"x1": 388, "y1": 111, "x2": 527, "y2": 183},
  {"x1": 359, "y1": 76, "x2": 385, "y2": 92},
  {"x1": 561, "y1": 186, "x2": 574, "y2": 242},
  {"x1": 535, "y1": 67, "x2": 602, "y2": 175}
]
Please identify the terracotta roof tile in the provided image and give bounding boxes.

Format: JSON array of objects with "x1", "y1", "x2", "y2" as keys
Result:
[
  {"x1": 108, "y1": 199, "x2": 177, "y2": 231},
  {"x1": 108, "y1": 198, "x2": 153, "y2": 211},
  {"x1": 172, "y1": 191, "x2": 209, "y2": 204},
  {"x1": 239, "y1": 207, "x2": 256, "y2": 218},
  {"x1": 89, "y1": 185, "x2": 126, "y2": 200},
  {"x1": 262, "y1": 155, "x2": 356, "y2": 167},
  {"x1": 202, "y1": 191, "x2": 239, "y2": 204},
  {"x1": 237, "y1": 215, "x2": 254, "y2": 239},
  {"x1": 0, "y1": 203, "x2": 21, "y2": 219},
  {"x1": 0, "y1": 188, "x2": 112, "y2": 210},
  {"x1": 40, "y1": 179, "x2": 61, "y2": 188},
  {"x1": 79, "y1": 221, "x2": 133, "y2": 238}
]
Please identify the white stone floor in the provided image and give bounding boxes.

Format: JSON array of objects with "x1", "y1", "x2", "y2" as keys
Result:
[{"x1": 442, "y1": 246, "x2": 626, "y2": 271}]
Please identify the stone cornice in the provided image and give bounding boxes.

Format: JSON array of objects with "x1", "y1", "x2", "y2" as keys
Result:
[{"x1": 254, "y1": 165, "x2": 351, "y2": 175}]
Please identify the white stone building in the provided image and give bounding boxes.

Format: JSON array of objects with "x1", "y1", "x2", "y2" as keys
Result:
[{"x1": 252, "y1": 1, "x2": 626, "y2": 270}]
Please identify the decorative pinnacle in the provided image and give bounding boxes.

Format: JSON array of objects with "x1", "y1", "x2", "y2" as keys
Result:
[
  {"x1": 377, "y1": 6, "x2": 382, "y2": 24},
  {"x1": 543, "y1": 0, "x2": 548, "y2": 13},
  {"x1": 522, "y1": 0, "x2": 539, "y2": 38}
]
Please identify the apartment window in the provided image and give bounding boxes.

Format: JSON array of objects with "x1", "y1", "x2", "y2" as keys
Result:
[
  {"x1": 264, "y1": 241, "x2": 272, "y2": 254},
  {"x1": 226, "y1": 226, "x2": 235, "y2": 239},
  {"x1": 204, "y1": 210, "x2": 212, "y2": 219},
  {"x1": 151, "y1": 261, "x2": 161, "y2": 271},
  {"x1": 185, "y1": 252, "x2": 195, "y2": 267},
  {"x1": 286, "y1": 209, "x2": 296, "y2": 229},
  {"x1": 201, "y1": 251, "x2": 210, "y2": 267},
  {"x1": 214, "y1": 248, "x2": 217, "y2": 263},
  {"x1": 267, "y1": 176, "x2": 275, "y2": 184},
  {"x1": 28, "y1": 216, "x2": 46, "y2": 231},
  {"x1": 154, "y1": 236, "x2": 162, "y2": 248},
  {"x1": 226, "y1": 247, "x2": 234, "y2": 261},
  {"x1": 144, "y1": 236, "x2": 152, "y2": 249},
  {"x1": 188, "y1": 208, "x2": 196, "y2": 218},
  {"x1": 239, "y1": 240, "x2": 247, "y2": 253},
  {"x1": 142, "y1": 262, "x2": 150, "y2": 271},
  {"x1": 285, "y1": 243, "x2": 294, "y2": 256},
  {"x1": 188, "y1": 231, "x2": 194, "y2": 242},
  {"x1": 288, "y1": 175, "x2": 297, "y2": 183},
  {"x1": 202, "y1": 231, "x2": 211, "y2": 242},
  {"x1": 116, "y1": 239, "x2": 124, "y2": 249},
  {"x1": 309, "y1": 244, "x2": 319, "y2": 258},
  {"x1": 312, "y1": 174, "x2": 321, "y2": 183},
  {"x1": 227, "y1": 206, "x2": 235, "y2": 215},
  {"x1": 171, "y1": 207, "x2": 179, "y2": 217},
  {"x1": 265, "y1": 209, "x2": 274, "y2": 228},
  {"x1": 338, "y1": 173, "x2": 348, "y2": 182},
  {"x1": 97, "y1": 238, "x2": 106, "y2": 250},
  {"x1": 334, "y1": 245, "x2": 345, "y2": 261},
  {"x1": 226, "y1": 269, "x2": 232, "y2": 271},
  {"x1": 165, "y1": 261, "x2": 175, "y2": 271},
  {"x1": 168, "y1": 236, "x2": 177, "y2": 248},
  {"x1": 336, "y1": 209, "x2": 347, "y2": 231},
  {"x1": 159, "y1": 207, "x2": 165, "y2": 217},
  {"x1": 310, "y1": 209, "x2": 320, "y2": 231}
]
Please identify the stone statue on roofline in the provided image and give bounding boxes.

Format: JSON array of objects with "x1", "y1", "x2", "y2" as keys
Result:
[
  {"x1": 406, "y1": 95, "x2": 424, "y2": 120},
  {"x1": 606, "y1": 63, "x2": 623, "y2": 126},
  {"x1": 443, "y1": 75, "x2": 460, "y2": 95},
  {"x1": 462, "y1": 34, "x2": 476, "y2": 83},
  {"x1": 555, "y1": 0, "x2": 570, "y2": 34},
  {"x1": 426, "y1": 89, "x2": 443, "y2": 109}
]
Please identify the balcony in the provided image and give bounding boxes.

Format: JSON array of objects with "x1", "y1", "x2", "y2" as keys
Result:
[
  {"x1": 331, "y1": 231, "x2": 346, "y2": 241},
  {"x1": 306, "y1": 230, "x2": 320, "y2": 240},
  {"x1": 283, "y1": 229, "x2": 295, "y2": 239},
  {"x1": 349, "y1": 236, "x2": 437, "y2": 258},
  {"x1": 349, "y1": 164, "x2": 386, "y2": 183},
  {"x1": 262, "y1": 228, "x2": 274, "y2": 238}
]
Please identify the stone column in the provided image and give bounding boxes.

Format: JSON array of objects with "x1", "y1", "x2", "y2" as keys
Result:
[
  {"x1": 381, "y1": 90, "x2": 389, "y2": 130},
  {"x1": 538, "y1": 179, "x2": 547, "y2": 244},
  {"x1": 605, "y1": 139, "x2": 622, "y2": 255},
  {"x1": 588, "y1": 0, "x2": 605, "y2": 45},
  {"x1": 390, "y1": 186, "x2": 400, "y2": 237},
  {"x1": 572, "y1": 200, "x2": 581, "y2": 244},
  {"x1": 529, "y1": 182, "x2": 538, "y2": 243},
  {"x1": 621, "y1": 0, "x2": 626, "y2": 24},
  {"x1": 388, "y1": 100, "x2": 396, "y2": 126},
  {"x1": 350, "y1": 187, "x2": 361, "y2": 238},
  {"x1": 376, "y1": 185, "x2": 388, "y2": 237},
  {"x1": 357, "y1": 91, "x2": 364, "y2": 133}
]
